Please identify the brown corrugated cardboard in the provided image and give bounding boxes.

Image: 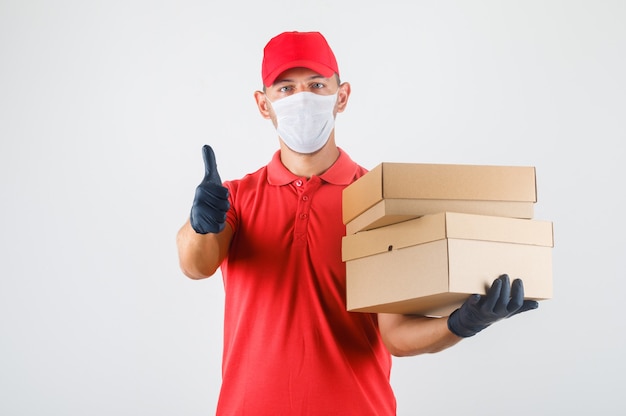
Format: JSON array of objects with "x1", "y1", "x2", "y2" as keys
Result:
[
  {"x1": 345, "y1": 198, "x2": 536, "y2": 235},
  {"x1": 342, "y1": 163, "x2": 537, "y2": 234},
  {"x1": 343, "y1": 212, "x2": 553, "y2": 317}
]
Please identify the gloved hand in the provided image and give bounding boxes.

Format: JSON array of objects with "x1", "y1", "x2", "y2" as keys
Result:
[
  {"x1": 189, "y1": 145, "x2": 230, "y2": 234},
  {"x1": 447, "y1": 274, "x2": 539, "y2": 338}
]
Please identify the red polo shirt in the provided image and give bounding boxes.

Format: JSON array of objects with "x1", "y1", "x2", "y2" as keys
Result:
[{"x1": 217, "y1": 149, "x2": 396, "y2": 415}]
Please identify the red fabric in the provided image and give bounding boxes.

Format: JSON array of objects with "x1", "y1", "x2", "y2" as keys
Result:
[
  {"x1": 217, "y1": 149, "x2": 396, "y2": 415},
  {"x1": 261, "y1": 31, "x2": 339, "y2": 87}
]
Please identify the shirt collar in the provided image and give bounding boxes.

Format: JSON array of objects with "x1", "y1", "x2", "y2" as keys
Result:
[{"x1": 267, "y1": 148, "x2": 359, "y2": 186}]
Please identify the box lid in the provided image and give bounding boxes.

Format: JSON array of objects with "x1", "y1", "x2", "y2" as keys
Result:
[
  {"x1": 342, "y1": 162, "x2": 537, "y2": 224},
  {"x1": 345, "y1": 198, "x2": 536, "y2": 235},
  {"x1": 342, "y1": 212, "x2": 554, "y2": 261}
]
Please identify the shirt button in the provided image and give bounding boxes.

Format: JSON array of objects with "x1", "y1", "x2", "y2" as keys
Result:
[
  {"x1": 295, "y1": 180, "x2": 303, "y2": 187},
  {"x1": 302, "y1": 195, "x2": 309, "y2": 201},
  {"x1": 300, "y1": 213, "x2": 308, "y2": 219}
]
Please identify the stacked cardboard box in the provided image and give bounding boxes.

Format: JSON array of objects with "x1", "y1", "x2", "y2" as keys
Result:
[{"x1": 342, "y1": 162, "x2": 553, "y2": 317}]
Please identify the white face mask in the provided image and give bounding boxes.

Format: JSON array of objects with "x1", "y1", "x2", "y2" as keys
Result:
[{"x1": 267, "y1": 92, "x2": 337, "y2": 154}]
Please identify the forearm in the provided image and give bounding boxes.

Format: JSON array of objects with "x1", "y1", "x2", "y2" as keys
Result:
[
  {"x1": 377, "y1": 313, "x2": 462, "y2": 357},
  {"x1": 176, "y1": 219, "x2": 231, "y2": 279}
]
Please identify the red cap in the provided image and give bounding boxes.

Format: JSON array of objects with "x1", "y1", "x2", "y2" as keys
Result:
[{"x1": 261, "y1": 31, "x2": 339, "y2": 87}]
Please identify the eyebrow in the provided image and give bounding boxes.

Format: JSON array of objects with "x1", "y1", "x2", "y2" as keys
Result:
[{"x1": 274, "y1": 74, "x2": 327, "y2": 85}]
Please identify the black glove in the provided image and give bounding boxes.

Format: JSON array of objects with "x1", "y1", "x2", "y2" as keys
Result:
[
  {"x1": 447, "y1": 274, "x2": 539, "y2": 338},
  {"x1": 189, "y1": 145, "x2": 230, "y2": 234}
]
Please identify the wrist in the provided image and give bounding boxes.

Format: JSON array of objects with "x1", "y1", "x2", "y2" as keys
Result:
[{"x1": 447, "y1": 309, "x2": 480, "y2": 338}]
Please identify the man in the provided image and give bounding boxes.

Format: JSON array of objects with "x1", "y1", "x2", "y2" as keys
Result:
[{"x1": 176, "y1": 31, "x2": 538, "y2": 415}]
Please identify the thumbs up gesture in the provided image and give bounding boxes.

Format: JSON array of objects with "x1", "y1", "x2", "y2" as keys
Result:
[{"x1": 190, "y1": 145, "x2": 230, "y2": 234}]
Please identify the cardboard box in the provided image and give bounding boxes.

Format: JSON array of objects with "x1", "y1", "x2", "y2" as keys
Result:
[
  {"x1": 343, "y1": 212, "x2": 553, "y2": 317},
  {"x1": 343, "y1": 163, "x2": 537, "y2": 234}
]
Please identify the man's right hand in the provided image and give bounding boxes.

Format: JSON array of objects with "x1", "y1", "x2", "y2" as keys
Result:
[{"x1": 190, "y1": 145, "x2": 230, "y2": 234}]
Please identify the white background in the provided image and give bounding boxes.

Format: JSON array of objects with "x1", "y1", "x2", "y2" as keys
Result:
[{"x1": 1, "y1": 1, "x2": 625, "y2": 415}]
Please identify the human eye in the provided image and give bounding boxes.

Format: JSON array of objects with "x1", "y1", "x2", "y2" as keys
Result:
[{"x1": 311, "y1": 82, "x2": 325, "y2": 89}]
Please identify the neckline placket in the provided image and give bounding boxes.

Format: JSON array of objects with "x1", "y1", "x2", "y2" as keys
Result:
[{"x1": 293, "y1": 176, "x2": 322, "y2": 247}]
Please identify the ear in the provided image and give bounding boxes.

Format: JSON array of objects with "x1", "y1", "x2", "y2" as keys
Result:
[
  {"x1": 335, "y1": 82, "x2": 351, "y2": 113},
  {"x1": 254, "y1": 91, "x2": 272, "y2": 119}
]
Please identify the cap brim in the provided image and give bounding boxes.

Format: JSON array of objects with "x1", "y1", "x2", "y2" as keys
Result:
[{"x1": 263, "y1": 60, "x2": 336, "y2": 87}]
